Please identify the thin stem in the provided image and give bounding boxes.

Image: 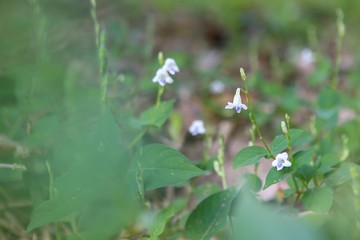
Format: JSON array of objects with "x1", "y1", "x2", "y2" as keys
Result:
[
  {"x1": 128, "y1": 127, "x2": 148, "y2": 149},
  {"x1": 241, "y1": 68, "x2": 274, "y2": 159},
  {"x1": 292, "y1": 175, "x2": 299, "y2": 193},
  {"x1": 331, "y1": 9, "x2": 345, "y2": 89},
  {"x1": 156, "y1": 85, "x2": 164, "y2": 108},
  {"x1": 0, "y1": 163, "x2": 26, "y2": 171},
  {"x1": 300, "y1": 178, "x2": 309, "y2": 190},
  {"x1": 249, "y1": 113, "x2": 274, "y2": 158},
  {"x1": 313, "y1": 174, "x2": 319, "y2": 187},
  {"x1": 216, "y1": 135, "x2": 227, "y2": 189}
]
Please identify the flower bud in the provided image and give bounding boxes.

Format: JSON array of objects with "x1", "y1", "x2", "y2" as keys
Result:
[
  {"x1": 281, "y1": 121, "x2": 288, "y2": 134},
  {"x1": 158, "y1": 51, "x2": 164, "y2": 66},
  {"x1": 240, "y1": 68, "x2": 247, "y2": 81}
]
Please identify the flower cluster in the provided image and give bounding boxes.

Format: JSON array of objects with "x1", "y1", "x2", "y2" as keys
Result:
[{"x1": 152, "y1": 58, "x2": 180, "y2": 86}]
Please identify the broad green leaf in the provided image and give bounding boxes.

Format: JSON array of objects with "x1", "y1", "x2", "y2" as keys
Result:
[
  {"x1": 149, "y1": 207, "x2": 175, "y2": 239},
  {"x1": 244, "y1": 173, "x2": 262, "y2": 192},
  {"x1": 270, "y1": 129, "x2": 312, "y2": 154},
  {"x1": 294, "y1": 165, "x2": 315, "y2": 183},
  {"x1": 264, "y1": 167, "x2": 291, "y2": 189},
  {"x1": 292, "y1": 150, "x2": 316, "y2": 184},
  {"x1": 302, "y1": 187, "x2": 333, "y2": 213},
  {"x1": 293, "y1": 149, "x2": 315, "y2": 167},
  {"x1": 185, "y1": 188, "x2": 236, "y2": 240},
  {"x1": 325, "y1": 163, "x2": 360, "y2": 187},
  {"x1": 129, "y1": 144, "x2": 205, "y2": 191},
  {"x1": 139, "y1": 100, "x2": 175, "y2": 128},
  {"x1": 232, "y1": 146, "x2": 267, "y2": 168},
  {"x1": 316, "y1": 154, "x2": 340, "y2": 175},
  {"x1": 27, "y1": 109, "x2": 137, "y2": 235},
  {"x1": 232, "y1": 190, "x2": 324, "y2": 240}
]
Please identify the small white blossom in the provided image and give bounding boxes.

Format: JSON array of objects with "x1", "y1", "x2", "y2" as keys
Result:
[
  {"x1": 163, "y1": 58, "x2": 179, "y2": 75},
  {"x1": 272, "y1": 152, "x2": 292, "y2": 171},
  {"x1": 152, "y1": 68, "x2": 173, "y2": 86},
  {"x1": 188, "y1": 120, "x2": 206, "y2": 136},
  {"x1": 209, "y1": 80, "x2": 225, "y2": 94},
  {"x1": 299, "y1": 48, "x2": 314, "y2": 67},
  {"x1": 225, "y1": 88, "x2": 248, "y2": 113}
]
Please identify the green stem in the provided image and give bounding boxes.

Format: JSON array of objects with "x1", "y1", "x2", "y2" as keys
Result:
[
  {"x1": 217, "y1": 135, "x2": 227, "y2": 189},
  {"x1": 241, "y1": 69, "x2": 274, "y2": 159},
  {"x1": 300, "y1": 178, "x2": 309, "y2": 190},
  {"x1": 313, "y1": 174, "x2": 319, "y2": 187},
  {"x1": 156, "y1": 85, "x2": 164, "y2": 108},
  {"x1": 249, "y1": 113, "x2": 274, "y2": 158},
  {"x1": 128, "y1": 127, "x2": 148, "y2": 149},
  {"x1": 292, "y1": 176, "x2": 300, "y2": 193},
  {"x1": 331, "y1": 9, "x2": 345, "y2": 89}
]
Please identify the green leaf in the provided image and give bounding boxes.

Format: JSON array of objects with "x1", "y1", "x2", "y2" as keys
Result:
[
  {"x1": 27, "y1": 109, "x2": 137, "y2": 235},
  {"x1": 129, "y1": 144, "x2": 205, "y2": 191},
  {"x1": 263, "y1": 167, "x2": 291, "y2": 189},
  {"x1": 244, "y1": 173, "x2": 262, "y2": 192},
  {"x1": 232, "y1": 190, "x2": 323, "y2": 240},
  {"x1": 185, "y1": 188, "x2": 236, "y2": 240},
  {"x1": 139, "y1": 100, "x2": 175, "y2": 128},
  {"x1": 232, "y1": 146, "x2": 267, "y2": 168},
  {"x1": 270, "y1": 129, "x2": 312, "y2": 155},
  {"x1": 325, "y1": 163, "x2": 360, "y2": 187},
  {"x1": 293, "y1": 149, "x2": 315, "y2": 167},
  {"x1": 302, "y1": 187, "x2": 333, "y2": 213},
  {"x1": 148, "y1": 207, "x2": 175, "y2": 239},
  {"x1": 316, "y1": 154, "x2": 340, "y2": 175}
]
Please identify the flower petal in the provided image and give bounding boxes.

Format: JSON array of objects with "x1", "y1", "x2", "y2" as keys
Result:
[
  {"x1": 272, "y1": 160, "x2": 278, "y2": 167},
  {"x1": 241, "y1": 104, "x2": 248, "y2": 110},
  {"x1": 233, "y1": 88, "x2": 241, "y2": 104},
  {"x1": 276, "y1": 163, "x2": 284, "y2": 171},
  {"x1": 166, "y1": 76, "x2": 173, "y2": 84},
  {"x1": 225, "y1": 103, "x2": 234, "y2": 109},
  {"x1": 283, "y1": 160, "x2": 292, "y2": 167}
]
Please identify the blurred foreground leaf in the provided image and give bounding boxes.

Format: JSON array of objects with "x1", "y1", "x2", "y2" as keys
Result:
[
  {"x1": 302, "y1": 186, "x2": 333, "y2": 213},
  {"x1": 232, "y1": 191, "x2": 325, "y2": 240},
  {"x1": 27, "y1": 108, "x2": 137, "y2": 239}
]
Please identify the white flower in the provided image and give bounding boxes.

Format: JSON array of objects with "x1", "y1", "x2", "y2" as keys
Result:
[
  {"x1": 272, "y1": 152, "x2": 292, "y2": 171},
  {"x1": 188, "y1": 120, "x2": 206, "y2": 136},
  {"x1": 163, "y1": 58, "x2": 179, "y2": 75},
  {"x1": 152, "y1": 68, "x2": 173, "y2": 86},
  {"x1": 209, "y1": 80, "x2": 225, "y2": 94},
  {"x1": 225, "y1": 88, "x2": 248, "y2": 113}
]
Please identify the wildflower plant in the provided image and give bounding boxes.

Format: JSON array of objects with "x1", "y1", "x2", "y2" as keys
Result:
[{"x1": 1, "y1": 2, "x2": 360, "y2": 240}]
